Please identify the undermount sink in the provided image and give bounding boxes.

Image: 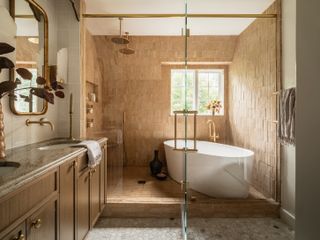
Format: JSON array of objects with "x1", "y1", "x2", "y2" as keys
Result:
[
  {"x1": 0, "y1": 161, "x2": 20, "y2": 176},
  {"x1": 38, "y1": 140, "x2": 82, "y2": 151}
]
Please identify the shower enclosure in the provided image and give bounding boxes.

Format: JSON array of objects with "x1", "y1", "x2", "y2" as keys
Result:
[{"x1": 82, "y1": 0, "x2": 280, "y2": 239}]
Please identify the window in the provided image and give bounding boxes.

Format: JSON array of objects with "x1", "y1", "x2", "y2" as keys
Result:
[{"x1": 171, "y1": 69, "x2": 224, "y2": 115}]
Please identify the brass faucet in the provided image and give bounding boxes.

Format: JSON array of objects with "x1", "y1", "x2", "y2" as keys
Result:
[
  {"x1": 26, "y1": 118, "x2": 54, "y2": 131},
  {"x1": 207, "y1": 120, "x2": 219, "y2": 142}
]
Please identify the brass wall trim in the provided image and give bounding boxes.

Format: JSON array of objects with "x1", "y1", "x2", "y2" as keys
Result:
[{"x1": 83, "y1": 13, "x2": 277, "y2": 19}]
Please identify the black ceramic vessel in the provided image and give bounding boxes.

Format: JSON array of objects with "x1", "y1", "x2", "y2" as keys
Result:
[{"x1": 149, "y1": 150, "x2": 162, "y2": 176}]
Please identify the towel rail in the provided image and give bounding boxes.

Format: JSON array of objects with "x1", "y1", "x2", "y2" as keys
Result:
[{"x1": 173, "y1": 110, "x2": 198, "y2": 152}]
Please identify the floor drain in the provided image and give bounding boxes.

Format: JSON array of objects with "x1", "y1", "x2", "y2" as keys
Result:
[{"x1": 137, "y1": 180, "x2": 146, "y2": 184}]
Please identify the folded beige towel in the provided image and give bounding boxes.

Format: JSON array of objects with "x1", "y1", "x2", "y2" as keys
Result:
[
  {"x1": 279, "y1": 88, "x2": 296, "y2": 145},
  {"x1": 78, "y1": 140, "x2": 102, "y2": 168}
]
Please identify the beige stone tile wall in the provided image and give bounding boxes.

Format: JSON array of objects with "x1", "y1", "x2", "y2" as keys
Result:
[
  {"x1": 93, "y1": 36, "x2": 238, "y2": 166},
  {"x1": 228, "y1": 3, "x2": 279, "y2": 198},
  {"x1": 84, "y1": 30, "x2": 104, "y2": 138}
]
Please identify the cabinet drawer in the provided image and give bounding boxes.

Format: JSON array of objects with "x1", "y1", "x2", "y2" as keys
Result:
[
  {"x1": 0, "y1": 170, "x2": 58, "y2": 233},
  {"x1": 1, "y1": 222, "x2": 26, "y2": 240},
  {"x1": 27, "y1": 199, "x2": 58, "y2": 240}
]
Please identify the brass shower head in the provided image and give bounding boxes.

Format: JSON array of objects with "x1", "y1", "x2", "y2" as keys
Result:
[{"x1": 111, "y1": 18, "x2": 130, "y2": 45}]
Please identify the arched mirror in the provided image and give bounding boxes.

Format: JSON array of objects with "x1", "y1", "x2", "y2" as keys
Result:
[{"x1": 9, "y1": 0, "x2": 48, "y2": 115}]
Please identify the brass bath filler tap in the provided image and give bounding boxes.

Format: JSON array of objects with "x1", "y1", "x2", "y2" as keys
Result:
[
  {"x1": 26, "y1": 118, "x2": 54, "y2": 131},
  {"x1": 207, "y1": 120, "x2": 219, "y2": 142}
]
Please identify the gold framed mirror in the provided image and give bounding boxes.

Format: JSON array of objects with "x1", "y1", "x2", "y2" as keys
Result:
[{"x1": 9, "y1": 0, "x2": 48, "y2": 115}]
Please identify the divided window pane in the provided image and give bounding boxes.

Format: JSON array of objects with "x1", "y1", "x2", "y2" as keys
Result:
[{"x1": 171, "y1": 69, "x2": 224, "y2": 115}]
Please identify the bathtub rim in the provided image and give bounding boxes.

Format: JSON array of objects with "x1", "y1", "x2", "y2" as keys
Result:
[{"x1": 163, "y1": 139, "x2": 254, "y2": 159}]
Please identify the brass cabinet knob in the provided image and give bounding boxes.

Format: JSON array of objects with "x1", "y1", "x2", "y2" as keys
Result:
[
  {"x1": 13, "y1": 232, "x2": 25, "y2": 240},
  {"x1": 92, "y1": 168, "x2": 97, "y2": 173},
  {"x1": 31, "y1": 218, "x2": 42, "y2": 229}
]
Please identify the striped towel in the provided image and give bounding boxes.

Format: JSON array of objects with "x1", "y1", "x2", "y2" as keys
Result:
[{"x1": 279, "y1": 88, "x2": 296, "y2": 145}]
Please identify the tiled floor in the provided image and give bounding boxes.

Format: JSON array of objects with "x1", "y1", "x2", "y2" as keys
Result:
[
  {"x1": 85, "y1": 217, "x2": 294, "y2": 240},
  {"x1": 108, "y1": 166, "x2": 267, "y2": 204}
]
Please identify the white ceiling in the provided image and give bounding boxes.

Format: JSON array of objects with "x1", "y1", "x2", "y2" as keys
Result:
[{"x1": 84, "y1": 0, "x2": 275, "y2": 36}]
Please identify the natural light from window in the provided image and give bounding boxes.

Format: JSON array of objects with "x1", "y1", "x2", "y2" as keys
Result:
[{"x1": 171, "y1": 69, "x2": 224, "y2": 115}]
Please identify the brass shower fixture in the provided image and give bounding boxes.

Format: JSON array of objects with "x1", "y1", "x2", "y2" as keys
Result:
[{"x1": 111, "y1": 17, "x2": 130, "y2": 45}]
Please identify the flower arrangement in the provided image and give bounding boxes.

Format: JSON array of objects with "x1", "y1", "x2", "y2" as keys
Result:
[{"x1": 206, "y1": 99, "x2": 222, "y2": 115}]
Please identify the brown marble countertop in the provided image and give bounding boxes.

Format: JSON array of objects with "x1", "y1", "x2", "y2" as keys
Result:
[{"x1": 0, "y1": 137, "x2": 108, "y2": 199}]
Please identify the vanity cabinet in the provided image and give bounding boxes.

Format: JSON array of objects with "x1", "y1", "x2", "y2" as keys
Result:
[
  {"x1": 2, "y1": 222, "x2": 26, "y2": 240},
  {"x1": 27, "y1": 199, "x2": 58, "y2": 240},
  {"x1": 77, "y1": 168, "x2": 91, "y2": 240},
  {"x1": 90, "y1": 165, "x2": 100, "y2": 227},
  {"x1": 0, "y1": 141, "x2": 108, "y2": 240},
  {"x1": 59, "y1": 159, "x2": 77, "y2": 240}
]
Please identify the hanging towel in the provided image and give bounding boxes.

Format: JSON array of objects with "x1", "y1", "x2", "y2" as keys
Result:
[
  {"x1": 278, "y1": 88, "x2": 296, "y2": 145},
  {"x1": 78, "y1": 140, "x2": 102, "y2": 168}
]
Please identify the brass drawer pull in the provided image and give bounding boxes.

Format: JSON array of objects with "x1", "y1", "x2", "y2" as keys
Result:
[
  {"x1": 13, "y1": 232, "x2": 25, "y2": 240},
  {"x1": 31, "y1": 218, "x2": 42, "y2": 229}
]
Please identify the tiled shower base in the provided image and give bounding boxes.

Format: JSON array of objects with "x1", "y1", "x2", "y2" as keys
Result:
[{"x1": 103, "y1": 167, "x2": 279, "y2": 218}]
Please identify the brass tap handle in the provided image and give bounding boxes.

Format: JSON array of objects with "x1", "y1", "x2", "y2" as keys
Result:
[
  {"x1": 12, "y1": 232, "x2": 25, "y2": 240},
  {"x1": 31, "y1": 218, "x2": 42, "y2": 229}
]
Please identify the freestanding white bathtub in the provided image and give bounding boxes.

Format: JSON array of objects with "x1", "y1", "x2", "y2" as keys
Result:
[{"x1": 164, "y1": 140, "x2": 254, "y2": 198}]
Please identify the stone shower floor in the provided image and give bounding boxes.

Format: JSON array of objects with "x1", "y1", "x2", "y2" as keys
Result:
[
  {"x1": 85, "y1": 217, "x2": 294, "y2": 240},
  {"x1": 107, "y1": 166, "x2": 267, "y2": 204}
]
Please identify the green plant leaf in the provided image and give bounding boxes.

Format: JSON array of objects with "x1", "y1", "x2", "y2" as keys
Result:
[
  {"x1": 0, "y1": 42, "x2": 15, "y2": 55},
  {"x1": 36, "y1": 76, "x2": 46, "y2": 85},
  {"x1": 16, "y1": 68, "x2": 32, "y2": 80},
  {"x1": 0, "y1": 57, "x2": 14, "y2": 69},
  {"x1": 0, "y1": 81, "x2": 16, "y2": 97}
]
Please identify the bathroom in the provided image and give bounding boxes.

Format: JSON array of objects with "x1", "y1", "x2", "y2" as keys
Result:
[{"x1": 0, "y1": 0, "x2": 319, "y2": 240}]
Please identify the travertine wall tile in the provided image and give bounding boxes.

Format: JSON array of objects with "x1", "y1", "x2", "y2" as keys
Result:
[
  {"x1": 94, "y1": 36, "x2": 237, "y2": 166},
  {"x1": 228, "y1": 3, "x2": 278, "y2": 198}
]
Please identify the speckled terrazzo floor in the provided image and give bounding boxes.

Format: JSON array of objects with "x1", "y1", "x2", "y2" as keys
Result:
[{"x1": 85, "y1": 218, "x2": 294, "y2": 240}]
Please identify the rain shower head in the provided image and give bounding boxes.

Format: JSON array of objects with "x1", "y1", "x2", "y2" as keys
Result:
[
  {"x1": 111, "y1": 18, "x2": 130, "y2": 45},
  {"x1": 119, "y1": 46, "x2": 135, "y2": 55},
  {"x1": 119, "y1": 32, "x2": 135, "y2": 55}
]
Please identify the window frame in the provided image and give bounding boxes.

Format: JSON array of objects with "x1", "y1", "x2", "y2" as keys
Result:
[{"x1": 170, "y1": 68, "x2": 225, "y2": 116}]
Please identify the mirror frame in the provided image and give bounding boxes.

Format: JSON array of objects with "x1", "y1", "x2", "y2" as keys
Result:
[{"x1": 8, "y1": 0, "x2": 49, "y2": 115}]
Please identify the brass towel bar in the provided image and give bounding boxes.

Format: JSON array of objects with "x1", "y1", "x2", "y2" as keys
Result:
[{"x1": 173, "y1": 110, "x2": 198, "y2": 152}]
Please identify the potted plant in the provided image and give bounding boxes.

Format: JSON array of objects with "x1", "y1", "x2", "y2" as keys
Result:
[{"x1": 0, "y1": 42, "x2": 65, "y2": 160}]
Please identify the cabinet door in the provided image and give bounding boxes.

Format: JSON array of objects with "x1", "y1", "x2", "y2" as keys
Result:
[
  {"x1": 90, "y1": 165, "x2": 100, "y2": 227},
  {"x1": 27, "y1": 199, "x2": 58, "y2": 240},
  {"x1": 77, "y1": 170, "x2": 90, "y2": 240},
  {"x1": 2, "y1": 222, "x2": 26, "y2": 240},
  {"x1": 60, "y1": 160, "x2": 76, "y2": 240},
  {"x1": 100, "y1": 145, "x2": 106, "y2": 209}
]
